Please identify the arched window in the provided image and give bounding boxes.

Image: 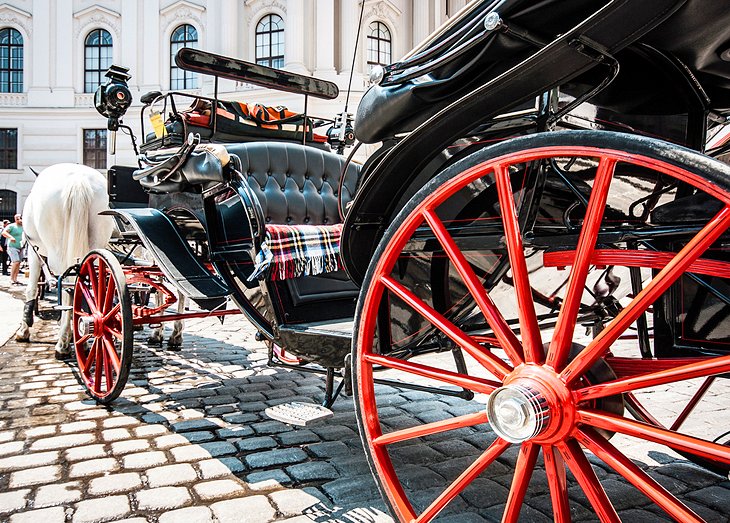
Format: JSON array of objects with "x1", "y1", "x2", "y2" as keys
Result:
[
  {"x1": 367, "y1": 21, "x2": 391, "y2": 70},
  {"x1": 84, "y1": 29, "x2": 113, "y2": 93},
  {"x1": 0, "y1": 28, "x2": 23, "y2": 93},
  {"x1": 170, "y1": 24, "x2": 198, "y2": 90},
  {"x1": 255, "y1": 14, "x2": 284, "y2": 69}
]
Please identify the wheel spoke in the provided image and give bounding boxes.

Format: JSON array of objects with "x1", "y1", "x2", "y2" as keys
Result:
[
  {"x1": 575, "y1": 428, "x2": 703, "y2": 522},
  {"x1": 103, "y1": 345, "x2": 114, "y2": 391},
  {"x1": 103, "y1": 303, "x2": 121, "y2": 323},
  {"x1": 96, "y1": 261, "x2": 106, "y2": 305},
  {"x1": 547, "y1": 158, "x2": 616, "y2": 370},
  {"x1": 363, "y1": 353, "x2": 499, "y2": 395},
  {"x1": 77, "y1": 336, "x2": 96, "y2": 373},
  {"x1": 107, "y1": 326, "x2": 124, "y2": 341},
  {"x1": 374, "y1": 411, "x2": 489, "y2": 447},
  {"x1": 494, "y1": 163, "x2": 543, "y2": 363},
  {"x1": 575, "y1": 354, "x2": 730, "y2": 402},
  {"x1": 93, "y1": 339, "x2": 103, "y2": 393},
  {"x1": 577, "y1": 409, "x2": 730, "y2": 465},
  {"x1": 502, "y1": 443, "x2": 539, "y2": 523},
  {"x1": 558, "y1": 438, "x2": 620, "y2": 523},
  {"x1": 102, "y1": 276, "x2": 116, "y2": 314},
  {"x1": 102, "y1": 337, "x2": 122, "y2": 375},
  {"x1": 79, "y1": 282, "x2": 100, "y2": 315},
  {"x1": 422, "y1": 209, "x2": 524, "y2": 365},
  {"x1": 562, "y1": 205, "x2": 730, "y2": 384},
  {"x1": 415, "y1": 438, "x2": 511, "y2": 523},
  {"x1": 380, "y1": 274, "x2": 512, "y2": 379},
  {"x1": 543, "y1": 445, "x2": 571, "y2": 523}
]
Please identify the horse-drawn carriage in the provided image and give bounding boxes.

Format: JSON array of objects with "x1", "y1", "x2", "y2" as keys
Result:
[{"x1": 62, "y1": 0, "x2": 730, "y2": 520}]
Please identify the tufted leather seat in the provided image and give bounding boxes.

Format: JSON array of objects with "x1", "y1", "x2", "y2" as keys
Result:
[{"x1": 224, "y1": 142, "x2": 360, "y2": 226}]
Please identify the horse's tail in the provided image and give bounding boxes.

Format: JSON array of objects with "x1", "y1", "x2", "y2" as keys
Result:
[{"x1": 60, "y1": 172, "x2": 95, "y2": 271}]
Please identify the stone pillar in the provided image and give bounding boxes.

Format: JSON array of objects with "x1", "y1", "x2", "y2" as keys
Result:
[
  {"x1": 121, "y1": 0, "x2": 138, "y2": 86},
  {"x1": 141, "y1": 0, "x2": 161, "y2": 91},
  {"x1": 53, "y1": 0, "x2": 74, "y2": 106},
  {"x1": 285, "y1": 0, "x2": 307, "y2": 73},
  {"x1": 27, "y1": 0, "x2": 52, "y2": 106},
  {"x1": 314, "y1": 0, "x2": 336, "y2": 78},
  {"x1": 412, "y1": 0, "x2": 431, "y2": 48},
  {"x1": 339, "y1": 0, "x2": 358, "y2": 75}
]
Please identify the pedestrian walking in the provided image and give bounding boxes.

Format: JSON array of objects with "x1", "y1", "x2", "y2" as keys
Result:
[
  {"x1": 0, "y1": 219, "x2": 9, "y2": 275},
  {"x1": 2, "y1": 214, "x2": 24, "y2": 285}
]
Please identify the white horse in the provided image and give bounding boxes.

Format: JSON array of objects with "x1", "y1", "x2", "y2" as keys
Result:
[{"x1": 16, "y1": 163, "x2": 115, "y2": 359}]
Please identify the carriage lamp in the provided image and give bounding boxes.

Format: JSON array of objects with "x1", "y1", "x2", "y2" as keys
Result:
[
  {"x1": 483, "y1": 12, "x2": 503, "y2": 32},
  {"x1": 95, "y1": 65, "x2": 133, "y2": 132},
  {"x1": 369, "y1": 65, "x2": 385, "y2": 85},
  {"x1": 486, "y1": 383, "x2": 550, "y2": 443}
]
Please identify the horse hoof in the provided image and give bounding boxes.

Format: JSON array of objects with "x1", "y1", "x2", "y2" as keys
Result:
[
  {"x1": 15, "y1": 334, "x2": 30, "y2": 343},
  {"x1": 55, "y1": 350, "x2": 72, "y2": 361},
  {"x1": 147, "y1": 336, "x2": 163, "y2": 347}
]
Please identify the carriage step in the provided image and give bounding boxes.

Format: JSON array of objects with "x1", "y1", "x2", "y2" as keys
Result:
[{"x1": 264, "y1": 402, "x2": 334, "y2": 427}]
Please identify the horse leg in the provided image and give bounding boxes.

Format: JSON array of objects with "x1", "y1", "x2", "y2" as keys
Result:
[
  {"x1": 15, "y1": 250, "x2": 41, "y2": 342},
  {"x1": 55, "y1": 288, "x2": 73, "y2": 360},
  {"x1": 147, "y1": 290, "x2": 164, "y2": 346},
  {"x1": 167, "y1": 293, "x2": 185, "y2": 350}
]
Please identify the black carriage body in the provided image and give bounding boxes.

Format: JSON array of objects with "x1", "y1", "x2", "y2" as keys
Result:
[{"x1": 338, "y1": 0, "x2": 730, "y2": 359}]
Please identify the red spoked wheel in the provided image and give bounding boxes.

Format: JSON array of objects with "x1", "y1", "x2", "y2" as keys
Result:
[
  {"x1": 352, "y1": 131, "x2": 730, "y2": 522},
  {"x1": 73, "y1": 249, "x2": 133, "y2": 403}
]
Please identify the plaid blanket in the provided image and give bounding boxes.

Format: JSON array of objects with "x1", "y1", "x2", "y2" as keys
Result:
[{"x1": 250, "y1": 223, "x2": 343, "y2": 281}]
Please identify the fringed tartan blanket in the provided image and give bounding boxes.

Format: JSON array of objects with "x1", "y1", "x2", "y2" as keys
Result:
[{"x1": 249, "y1": 223, "x2": 343, "y2": 281}]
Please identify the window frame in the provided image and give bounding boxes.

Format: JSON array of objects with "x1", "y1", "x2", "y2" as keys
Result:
[
  {"x1": 255, "y1": 13, "x2": 285, "y2": 69},
  {"x1": 82, "y1": 129, "x2": 107, "y2": 170},
  {"x1": 366, "y1": 21, "x2": 392, "y2": 69},
  {"x1": 170, "y1": 24, "x2": 199, "y2": 90},
  {"x1": 0, "y1": 28, "x2": 23, "y2": 93},
  {"x1": 0, "y1": 128, "x2": 17, "y2": 170},
  {"x1": 84, "y1": 28, "x2": 113, "y2": 94}
]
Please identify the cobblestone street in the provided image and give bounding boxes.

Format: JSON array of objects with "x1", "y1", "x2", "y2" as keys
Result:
[{"x1": 0, "y1": 276, "x2": 728, "y2": 522}]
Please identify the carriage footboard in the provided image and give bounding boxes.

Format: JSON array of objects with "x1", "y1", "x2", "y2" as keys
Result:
[{"x1": 104, "y1": 208, "x2": 230, "y2": 309}]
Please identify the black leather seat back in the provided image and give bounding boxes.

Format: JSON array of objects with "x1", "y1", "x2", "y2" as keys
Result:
[{"x1": 224, "y1": 142, "x2": 360, "y2": 226}]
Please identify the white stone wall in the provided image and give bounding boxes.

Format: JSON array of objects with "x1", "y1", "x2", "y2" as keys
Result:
[{"x1": 0, "y1": 0, "x2": 467, "y2": 212}]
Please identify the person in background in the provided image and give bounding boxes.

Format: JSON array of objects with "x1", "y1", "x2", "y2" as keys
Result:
[
  {"x1": 0, "y1": 219, "x2": 8, "y2": 275},
  {"x1": 2, "y1": 214, "x2": 24, "y2": 285}
]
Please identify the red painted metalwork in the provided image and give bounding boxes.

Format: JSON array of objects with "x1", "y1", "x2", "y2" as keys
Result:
[
  {"x1": 547, "y1": 159, "x2": 616, "y2": 370},
  {"x1": 544, "y1": 249, "x2": 730, "y2": 278},
  {"x1": 669, "y1": 376, "x2": 716, "y2": 431},
  {"x1": 422, "y1": 209, "x2": 524, "y2": 365},
  {"x1": 131, "y1": 308, "x2": 240, "y2": 326},
  {"x1": 494, "y1": 164, "x2": 544, "y2": 363},
  {"x1": 354, "y1": 145, "x2": 730, "y2": 523}
]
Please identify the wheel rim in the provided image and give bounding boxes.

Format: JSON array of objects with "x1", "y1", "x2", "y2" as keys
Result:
[
  {"x1": 355, "y1": 143, "x2": 730, "y2": 522},
  {"x1": 73, "y1": 251, "x2": 130, "y2": 401}
]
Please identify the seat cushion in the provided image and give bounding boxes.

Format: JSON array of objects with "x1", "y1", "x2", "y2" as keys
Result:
[{"x1": 225, "y1": 142, "x2": 360, "y2": 226}]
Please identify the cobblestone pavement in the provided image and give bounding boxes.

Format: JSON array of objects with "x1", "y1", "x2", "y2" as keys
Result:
[{"x1": 0, "y1": 275, "x2": 729, "y2": 523}]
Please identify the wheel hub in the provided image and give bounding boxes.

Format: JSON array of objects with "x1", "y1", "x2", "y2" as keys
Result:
[
  {"x1": 77, "y1": 315, "x2": 97, "y2": 337},
  {"x1": 487, "y1": 383, "x2": 551, "y2": 443}
]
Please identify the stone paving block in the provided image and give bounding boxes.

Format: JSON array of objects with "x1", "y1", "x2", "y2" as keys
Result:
[
  {"x1": 0, "y1": 440, "x2": 24, "y2": 456},
  {"x1": 197, "y1": 457, "x2": 245, "y2": 479},
  {"x1": 9, "y1": 506, "x2": 66, "y2": 523},
  {"x1": 198, "y1": 441, "x2": 237, "y2": 457},
  {"x1": 102, "y1": 416, "x2": 139, "y2": 428},
  {"x1": 246, "y1": 469, "x2": 292, "y2": 491},
  {"x1": 155, "y1": 434, "x2": 190, "y2": 449},
  {"x1": 268, "y1": 489, "x2": 324, "y2": 518},
  {"x1": 182, "y1": 430, "x2": 216, "y2": 443},
  {"x1": 193, "y1": 479, "x2": 246, "y2": 501},
  {"x1": 222, "y1": 412, "x2": 259, "y2": 424},
  {"x1": 286, "y1": 461, "x2": 339, "y2": 483},
  {"x1": 0, "y1": 488, "x2": 30, "y2": 514},
  {"x1": 65, "y1": 444, "x2": 106, "y2": 462},
  {"x1": 135, "y1": 486, "x2": 192, "y2": 511},
  {"x1": 251, "y1": 420, "x2": 292, "y2": 435},
  {"x1": 245, "y1": 448, "x2": 308, "y2": 469},
  {"x1": 0, "y1": 451, "x2": 59, "y2": 472},
  {"x1": 102, "y1": 428, "x2": 132, "y2": 442},
  {"x1": 122, "y1": 450, "x2": 167, "y2": 469},
  {"x1": 170, "y1": 419, "x2": 221, "y2": 433},
  {"x1": 146, "y1": 463, "x2": 198, "y2": 488},
  {"x1": 277, "y1": 429, "x2": 319, "y2": 446},
  {"x1": 9, "y1": 464, "x2": 61, "y2": 488},
  {"x1": 215, "y1": 426, "x2": 254, "y2": 439},
  {"x1": 211, "y1": 496, "x2": 276, "y2": 523},
  {"x1": 59, "y1": 421, "x2": 96, "y2": 434},
  {"x1": 69, "y1": 458, "x2": 119, "y2": 478},
  {"x1": 88, "y1": 472, "x2": 143, "y2": 495},
  {"x1": 110, "y1": 439, "x2": 151, "y2": 456},
  {"x1": 34, "y1": 481, "x2": 83, "y2": 507},
  {"x1": 321, "y1": 476, "x2": 382, "y2": 505},
  {"x1": 158, "y1": 506, "x2": 215, "y2": 523},
  {"x1": 235, "y1": 436, "x2": 277, "y2": 452},
  {"x1": 72, "y1": 495, "x2": 131, "y2": 523},
  {"x1": 134, "y1": 424, "x2": 168, "y2": 438},
  {"x1": 170, "y1": 444, "x2": 212, "y2": 462},
  {"x1": 687, "y1": 485, "x2": 730, "y2": 512},
  {"x1": 306, "y1": 441, "x2": 351, "y2": 458}
]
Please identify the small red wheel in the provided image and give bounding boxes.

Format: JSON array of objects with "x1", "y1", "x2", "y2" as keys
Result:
[
  {"x1": 72, "y1": 249, "x2": 133, "y2": 403},
  {"x1": 353, "y1": 131, "x2": 730, "y2": 522}
]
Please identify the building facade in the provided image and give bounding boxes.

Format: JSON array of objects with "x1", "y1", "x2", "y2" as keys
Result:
[{"x1": 0, "y1": 0, "x2": 469, "y2": 218}]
